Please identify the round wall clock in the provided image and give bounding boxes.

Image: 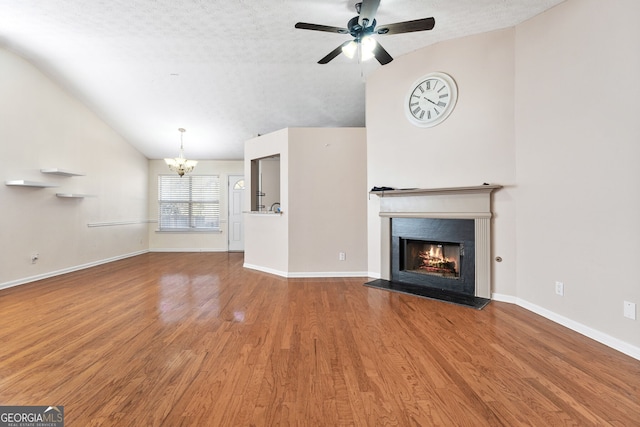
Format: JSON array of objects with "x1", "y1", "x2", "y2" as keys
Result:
[{"x1": 405, "y1": 72, "x2": 458, "y2": 127}]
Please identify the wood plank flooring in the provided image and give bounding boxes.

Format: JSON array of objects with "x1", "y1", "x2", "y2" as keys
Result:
[{"x1": 0, "y1": 252, "x2": 638, "y2": 426}]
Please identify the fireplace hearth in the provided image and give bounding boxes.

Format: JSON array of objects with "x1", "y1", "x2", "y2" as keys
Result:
[{"x1": 364, "y1": 279, "x2": 490, "y2": 309}]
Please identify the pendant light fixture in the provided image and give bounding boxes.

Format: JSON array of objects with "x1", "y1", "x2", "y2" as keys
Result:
[{"x1": 164, "y1": 128, "x2": 197, "y2": 177}]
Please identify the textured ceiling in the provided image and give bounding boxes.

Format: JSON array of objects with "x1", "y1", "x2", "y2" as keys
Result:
[{"x1": 0, "y1": 0, "x2": 564, "y2": 160}]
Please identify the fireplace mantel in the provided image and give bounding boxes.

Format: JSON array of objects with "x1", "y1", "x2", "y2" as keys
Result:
[
  {"x1": 370, "y1": 184, "x2": 502, "y2": 198},
  {"x1": 375, "y1": 184, "x2": 501, "y2": 299}
]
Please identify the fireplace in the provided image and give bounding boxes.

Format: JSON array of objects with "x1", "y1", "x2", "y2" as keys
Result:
[
  {"x1": 373, "y1": 185, "x2": 501, "y2": 299},
  {"x1": 391, "y1": 217, "x2": 475, "y2": 295}
]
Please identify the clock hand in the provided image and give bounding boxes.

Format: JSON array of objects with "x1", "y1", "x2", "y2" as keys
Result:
[{"x1": 423, "y1": 97, "x2": 438, "y2": 106}]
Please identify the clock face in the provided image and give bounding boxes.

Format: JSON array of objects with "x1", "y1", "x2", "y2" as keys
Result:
[{"x1": 406, "y1": 72, "x2": 458, "y2": 127}]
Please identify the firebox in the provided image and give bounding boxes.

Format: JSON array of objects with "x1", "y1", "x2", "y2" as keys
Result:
[
  {"x1": 402, "y1": 240, "x2": 462, "y2": 279},
  {"x1": 391, "y1": 218, "x2": 475, "y2": 295}
]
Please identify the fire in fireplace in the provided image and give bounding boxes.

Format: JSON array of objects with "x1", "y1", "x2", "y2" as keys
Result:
[{"x1": 403, "y1": 240, "x2": 461, "y2": 279}]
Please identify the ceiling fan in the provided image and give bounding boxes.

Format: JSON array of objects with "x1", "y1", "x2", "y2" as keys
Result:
[{"x1": 295, "y1": 0, "x2": 435, "y2": 65}]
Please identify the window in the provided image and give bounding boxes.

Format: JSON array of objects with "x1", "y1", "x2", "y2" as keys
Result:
[{"x1": 158, "y1": 175, "x2": 220, "y2": 231}]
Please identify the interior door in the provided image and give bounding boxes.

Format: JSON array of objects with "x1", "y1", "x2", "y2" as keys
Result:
[{"x1": 228, "y1": 175, "x2": 245, "y2": 251}]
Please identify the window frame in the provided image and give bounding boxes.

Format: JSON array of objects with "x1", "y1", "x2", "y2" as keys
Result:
[{"x1": 157, "y1": 174, "x2": 221, "y2": 233}]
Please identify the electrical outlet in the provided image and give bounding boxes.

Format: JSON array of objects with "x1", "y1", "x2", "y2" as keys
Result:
[
  {"x1": 555, "y1": 281, "x2": 564, "y2": 296},
  {"x1": 339, "y1": 252, "x2": 346, "y2": 261},
  {"x1": 624, "y1": 301, "x2": 636, "y2": 320},
  {"x1": 30, "y1": 253, "x2": 39, "y2": 264}
]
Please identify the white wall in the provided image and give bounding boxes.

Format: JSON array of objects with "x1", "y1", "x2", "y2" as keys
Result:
[
  {"x1": 244, "y1": 127, "x2": 368, "y2": 277},
  {"x1": 366, "y1": 28, "x2": 517, "y2": 297},
  {"x1": 0, "y1": 48, "x2": 149, "y2": 288},
  {"x1": 288, "y1": 127, "x2": 367, "y2": 275},
  {"x1": 366, "y1": 0, "x2": 639, "y2": 355},
  {"x1": 148, "y1": 159, "x2": 244, "y2": 252},
  {"x1": 515, "y1": 0, "x2": 640, "y2": 348},
  {"x1": 244, "y1": 129, "x2": 290, "y2": 274}
]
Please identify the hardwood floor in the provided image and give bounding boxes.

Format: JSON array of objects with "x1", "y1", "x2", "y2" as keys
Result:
[{"x1": 0, "y1": 253, "x2": 638, "y2": 426}]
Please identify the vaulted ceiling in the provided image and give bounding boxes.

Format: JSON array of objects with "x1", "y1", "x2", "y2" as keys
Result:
[{"x1": 0, "y1": 0, "x2": 564, "y2": 160}]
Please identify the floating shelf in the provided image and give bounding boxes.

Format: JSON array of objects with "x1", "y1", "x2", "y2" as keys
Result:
[
  {"x1": 56, "y1": 193, "x2": 95, "y2": 198},
  {"x1": 5, "y1": 180, "x2": 59, "y2": 188},
  {"x1": 41, "y1": 168, "x2": 85, "y2": 176}
]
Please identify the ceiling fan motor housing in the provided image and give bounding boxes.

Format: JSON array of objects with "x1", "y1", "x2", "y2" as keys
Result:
[{"x1": 347, "y1": 16, "x2": 376, "y2": 40}]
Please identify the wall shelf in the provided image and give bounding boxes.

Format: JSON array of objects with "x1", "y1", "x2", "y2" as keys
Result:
[
  {"x1": 56, "y1": 193, "x2": 95, "y2": 198},
  {"x1": 5, "y1": 180, "x2": 59, "y2": 188},
  {"x1": 41, "y1": 168, "x2": 85, "y2": 176}
]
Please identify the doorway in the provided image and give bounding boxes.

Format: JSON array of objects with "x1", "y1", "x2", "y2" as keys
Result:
[{"x1": 228, "y1": 175, "x2": 245, "y2": 251}]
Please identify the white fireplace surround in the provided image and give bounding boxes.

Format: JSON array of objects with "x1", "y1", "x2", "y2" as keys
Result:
[{"x1": 374, "y1": 185, "x2": 502, "y2": 299}]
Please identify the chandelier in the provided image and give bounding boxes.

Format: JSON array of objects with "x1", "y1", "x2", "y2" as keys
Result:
[{"x1": 164, "y1": 128, "x2": 197, "y2": 177}]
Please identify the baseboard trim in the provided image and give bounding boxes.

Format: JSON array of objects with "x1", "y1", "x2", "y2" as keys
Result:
[
  {"x1": 0, "y1": 250, "x2": 149, "y2": 291},
  {"x1": 149, "y1": 248, "x2": 228, "y2": 253},
  {"x1": 286, "y1": 271, "x2": 370, "y2": 278},
  {"x1": 492, "y1": 293, "x2": 640, "y2": 361},
  {"x1": 243, "y1": 263, "x2": 288, "y2": 277},
  {"x1": 491, "y1": 293, "x2": 518, "y2": 304},
  {"x1": 243, "y1": 263, "x2": 368, "y2": 279}
]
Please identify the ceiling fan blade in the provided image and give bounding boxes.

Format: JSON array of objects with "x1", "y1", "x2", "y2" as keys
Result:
[
  {"x1": 295, "y1": 22, "x2": 349, "y2": 34},
  {"x1": 376, "y1": 17, "x2": 436, "y2": 35},
  {"x1": 318, "y1": 41, "x2": 352, "y2": 64},
  {"x1": 358, "y1": 0, "x2": 380, "y2": 27},
  {"x1": 372, "y1": 41, "x2": 393, "y2": 65}
]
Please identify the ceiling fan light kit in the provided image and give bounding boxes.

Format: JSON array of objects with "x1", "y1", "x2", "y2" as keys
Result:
[
  {"x1": 341, "y1": 37, "x2": 376, "y2": 61},
  {"x1": 164, "y1": 128, "x2": 197, "y2": 177},
  {"x1": 341, "y1": 41, "x2": 358, "y2": 59},
  {"x1": 360, "y1": 40, "x2": 376, "y2": 61},
  {"x1": 295, "y1": 0, "x2": 436, "y2": 65}
]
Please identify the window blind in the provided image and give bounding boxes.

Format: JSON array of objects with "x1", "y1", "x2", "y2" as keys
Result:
[{"x1": 158, "y1": 175, "x2": 220, "y2": 231}]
